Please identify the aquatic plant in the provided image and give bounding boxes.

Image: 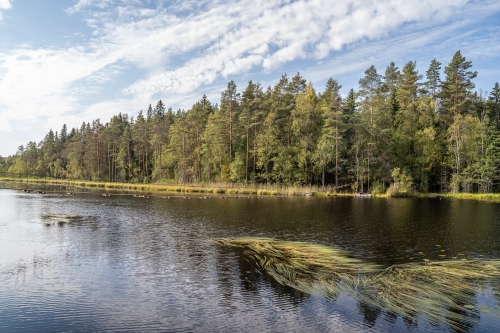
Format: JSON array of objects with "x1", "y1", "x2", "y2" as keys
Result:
[
  {"x1": 39, "y1": 214, "x2": 85, "y2": 225},
  {"x1": 215, "y1": 238, "x2": 500, "y2": 330}
]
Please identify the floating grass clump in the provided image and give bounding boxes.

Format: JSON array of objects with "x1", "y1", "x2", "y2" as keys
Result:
[
  {"x1": 215, "y1": 238, "x2": 500, "y2": 330},
  {"x1": 39, "y1": 213, "x2": 85, "y2": 225}
]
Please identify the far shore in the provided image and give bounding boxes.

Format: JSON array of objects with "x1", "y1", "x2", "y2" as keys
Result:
[{"x1": 2, "y1": 177, "x2": 500, "y2": 202}]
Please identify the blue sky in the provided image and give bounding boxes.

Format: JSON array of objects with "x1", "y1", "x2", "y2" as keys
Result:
[{"x1": 0, "y1": 0, "x2": 499, "y2": 156}]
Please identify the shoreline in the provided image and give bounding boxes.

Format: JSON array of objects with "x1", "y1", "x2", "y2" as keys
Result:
[
  {"x1": 0, "y1": 177, "x2": 349, "y2": 197},
  {"x1": 2, "y1": 177, "x2": 500, "y2": 202}
]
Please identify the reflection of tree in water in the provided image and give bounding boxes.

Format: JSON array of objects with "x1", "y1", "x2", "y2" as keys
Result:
[
  {"x1": 236, "y1": 249, "x2": 309, "y2": 308},
  {"x1": 446, "y1": 303, "x2": 478, "y2": 333},
  {"x1": 217, "y1": 238, "x2": 500, "y2": 331},
  {"x1": 265, "y1": 278, "x2": 309, "y2": 308},
  {"x1": 360, "y1": 303, "x2": 478, "y2": 332},
  {"x1": 383, "y1": 311, "x2": 399, "y2": 325},
  {"x1": 214, "y1": 246, "x2": 240, "y2": 306},
  {"x1": 401, "y1": 314, "x2": 418, "y2": 331},
  {"x1": 372, "y1": 297, "x2": 480, "y2": 332},
  {"x1": 357, "y1": 301, "x2": 381, "y2": 328},
  {"x1": 237, "y1": 251, "x2": 261, "y2": 293},
  {"x1": 214, "y1": 245, "x2": 310, "y2": 319},
  {"x1": 356, "y1": 296, "x2": 479, "y2": 332}
]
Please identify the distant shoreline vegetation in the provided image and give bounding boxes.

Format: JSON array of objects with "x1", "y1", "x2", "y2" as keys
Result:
[
  {"x1": 3, "y1": 178, "x2": 500, "y2": 203},
  {"x1": 0, "y1": 177, "x2": 346, "y2": 197},
  {"x1": 1, "y1": 50, "x2": 499, "y2": 195}
]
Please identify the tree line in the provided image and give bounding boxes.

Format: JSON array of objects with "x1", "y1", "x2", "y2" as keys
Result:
[{"x1": 2, "y1": 50, "x2": 500, "y2": 193}]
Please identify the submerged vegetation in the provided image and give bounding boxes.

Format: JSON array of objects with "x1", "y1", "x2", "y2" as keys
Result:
[
  {"x1": 38, "y1": 214, "x2": 87, "y2": 225},
  {"x1": 216, "y1": 238, "x2": 500, "y2": 330},
  {"x1": 1, "y1": 51, "x2": 500, "y2": 194}
]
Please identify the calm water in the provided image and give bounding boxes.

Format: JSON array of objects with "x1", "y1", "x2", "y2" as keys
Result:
[{"x1": 2, "y1": 186, "x2": 500, "y2": 332}]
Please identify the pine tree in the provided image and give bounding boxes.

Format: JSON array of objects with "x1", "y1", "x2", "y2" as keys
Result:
[
  {"x1": 440, "y1": 51, "x2": 477, "y2": 127},
  {"x1": 292, "y1": 82, "x2": 320, "y2": 184},
  {"x1": 425, "y1": 59, "x2": 441, "y2": 101},
  {"x1": 487, "y1": 82, "x2": 500, "y2": 129},
  {"x1": 395, "y1": 61, "x2": 422, "y2": 169},
  {"x1": 382, "y1": 61, "x2": 400, "y2": 93},
  {"x1": 316, "y1": 78, "x2": 343, "y2": 187},
  {"x1": 240, "y1": 81, "x2": 262, "y2": 182},
  {"x1": 133, "y1": 112, "x2": 150, "y2": 182},
  {"x1": 358, "y1": 65, "x2": 382, "y2": 190},
  {"x1": 202, "y1": 108, "x2": 227, "y2": 181},
  {"x1": 343, "y1": 88, "x2": 357, "y2": 152},
  {"x1": 220, "y1": 81, "x2": 240, "y2": 163}
]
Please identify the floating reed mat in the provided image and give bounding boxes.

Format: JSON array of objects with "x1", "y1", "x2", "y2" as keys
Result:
[{"x1": 215, "y1": 238, "x2": 500, "y2": 329}]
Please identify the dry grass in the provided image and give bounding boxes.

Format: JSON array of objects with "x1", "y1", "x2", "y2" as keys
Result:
[
  {"x1": 440, "y1": 193, "x2": 500, "y2": 203},
  {"x1": 216, "y1": 238, "x2": 500, "y2": 330},
  {"x1": 0, "y1": 177, "x2": 351, "y2": 196}
]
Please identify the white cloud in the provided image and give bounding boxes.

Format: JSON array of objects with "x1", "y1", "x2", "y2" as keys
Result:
[
  {"x1": 122, "y1": 0, "x2": 474, "y2": 96},
  {"x1": 0, "y1": 0, "x2": 11, "y2": 20},
  {"x1": 0, "y1": 0, "x2": 11, "y2": 10},
  {"x1": 66, "y1": 0, "x2": 113, "y2": 14},
  {"x1": 0, "y1": 118, "x2": 12, "y2": 133},
  {"x1": 0, "y1": 46, "x2": 121, "y2": 121}
]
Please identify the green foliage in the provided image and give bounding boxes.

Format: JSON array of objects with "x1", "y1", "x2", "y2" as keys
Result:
[
  {"x1": 5, "y1": 51, "x2": 500, "y2": 193},
  {"x1": 388, "y1": 167, "x2": 414, "y2": 196},
  {"x1": 440, "y1": 50, "x2": 477, "y2": 126},
  {"x1": 370, "y1": 180, "x2": 386, "y2": 195},
  {"x1": 425, "y1": 58, "x2": 441, "y2": 100}
]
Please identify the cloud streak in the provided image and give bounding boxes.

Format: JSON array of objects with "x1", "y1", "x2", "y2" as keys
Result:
[
  {"x1": 66, "y1": 0, "x2": 113, "y2": 14},
  {"x1": 123, "y1": 0, "x2": 472, "y2": 95}
]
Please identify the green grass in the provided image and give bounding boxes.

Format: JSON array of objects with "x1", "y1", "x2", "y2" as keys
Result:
[
  {"x1": 0, "y1": 177, "x2": 353, "y2": 196},
  {"x1": 2, "y1": 177, "x2": 500, "y2": 201},
  {"x1": 440, "y1": 192, "x2": 500, "y2": 202},
  {"x1": 216, "y1": 238, "x2": 500, "y2": 330}
]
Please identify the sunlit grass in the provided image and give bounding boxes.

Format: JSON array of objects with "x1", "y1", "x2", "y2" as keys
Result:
[
  {"x1": 3, "y1": 177, "x2": 500, "y2": 201},
  {"x1": 0, "y1": 177, "x2": 351, "y2": 196},
  {"x1": 441, "y1": 193, "x2": 500, "y2": 202},
  {"x1": 216, "y1": 237, "x2": 500, "y2": 330}
]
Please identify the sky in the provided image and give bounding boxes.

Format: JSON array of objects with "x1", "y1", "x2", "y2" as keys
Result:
[{"x1": 0, "y1": 0, "x2": 499, "y2": 156}]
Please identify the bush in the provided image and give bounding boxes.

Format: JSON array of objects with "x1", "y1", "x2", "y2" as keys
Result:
[
  {"x1": 371, "y1": 181, "x2": 386, "y2": 195},
  {"x1": 387, "y1": 168, "x2": 414, "y2": 197}
]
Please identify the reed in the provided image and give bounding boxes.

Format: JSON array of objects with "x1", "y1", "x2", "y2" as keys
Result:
[
  {"x1": 3, "y1": 176, "x2": 500, "y2": 201},
  {"x1": 441, "y1": 192, "x2": 500, "y2": 202},
  {"x1": 216, "y1": 238, "x2": 500, "y2": 330},
  {"x1": 0, "y1": 177, "x2": 350, "y2": 196}
]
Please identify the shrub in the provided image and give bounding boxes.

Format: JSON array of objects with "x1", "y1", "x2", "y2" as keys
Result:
[
  {"x1": 387, "y1": 167, "x2": 414, "y2": 197},
  {"x1": 371, "y1": 181, "x2": 386, "y2": 195}
]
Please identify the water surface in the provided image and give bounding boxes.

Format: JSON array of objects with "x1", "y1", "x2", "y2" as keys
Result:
[{"x1": 1, "y1": 187, "x2": 500, "y2": 332}]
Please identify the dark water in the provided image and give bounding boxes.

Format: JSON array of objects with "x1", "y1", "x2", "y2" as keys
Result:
[{"x1": 2, "y1": 186, "x2": 500, "y2": 332}]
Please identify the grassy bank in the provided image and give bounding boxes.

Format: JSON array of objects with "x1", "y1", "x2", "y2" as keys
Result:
[
  {"x1": 438, "y1": 192, "x2": 500, "y2": 202},
  {"x1": 2, "y1": 177, "x2": 500, "y2": 201},
  {"x1": 0, "y1": 177, "x2": 352, "y2": 196},
  {"x1": 375, "y1": 191, "x2": 500, "y2": 202}
]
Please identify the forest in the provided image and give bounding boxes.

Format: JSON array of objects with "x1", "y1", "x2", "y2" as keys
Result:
[{"x1": 1, "y1": 50, "x2": 500, "y2": 194}]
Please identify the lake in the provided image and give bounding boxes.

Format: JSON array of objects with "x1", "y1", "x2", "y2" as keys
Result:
[{"x1": 1, "y1": 185, "x2": 500, "y2": 332}]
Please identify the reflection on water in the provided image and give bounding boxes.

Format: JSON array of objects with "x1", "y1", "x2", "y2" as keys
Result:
[{"x1": 1, "y1": 187, "x2": 500, "y2": 332}]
